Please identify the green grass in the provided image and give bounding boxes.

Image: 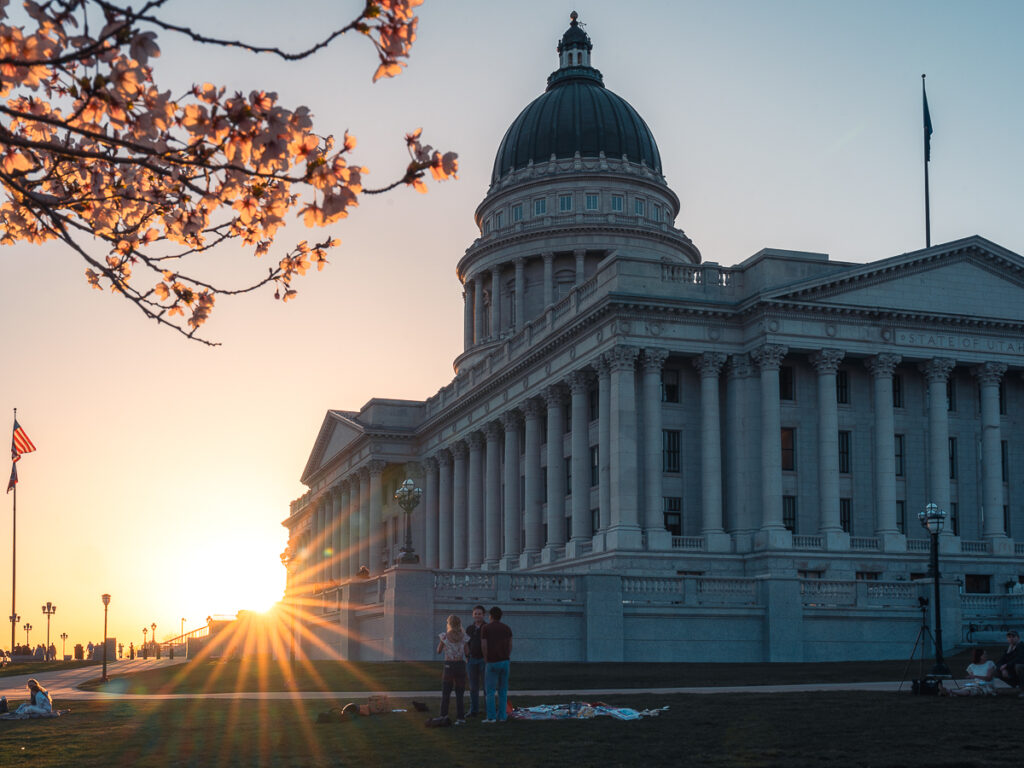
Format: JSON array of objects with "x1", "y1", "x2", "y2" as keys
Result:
[
  {"x1": 0, "y1": 659, "x2": 99, "y2": 678},
  {"x1": 2, "y1": 691, "x2": 1018, "y2": 767},
  {"x1": 79, "y1": 648, "x2": 981, "y2": 695}
]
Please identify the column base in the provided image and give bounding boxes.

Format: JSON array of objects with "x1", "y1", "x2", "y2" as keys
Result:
[
  {"x1": 878, "y1": 531, "x2": 907, "y2": 553},
  {"x1": 822, "y1": 530, "x2": 850, "y2": 552},
  {"x1": 395, "y1": 552, "x2": 422, "y2": 566},
  {"x1": 754, "y1": 527, "x2": 793, "y2": 551},
  {"x1": 984, "y1": 534, "x2": 1013, "y2": 556},
  {"x1": 938, "y1": 533, "x2": 960, "y2": 555},
  {"x1": 499, "y1": 555, "x2": 520, "y2": 571},
  {"x1": 644, "y1": 528, "x2": 672, "y2": 552},
  {"x1": 731, "y1": 532, "x2": 755, "y2": 554},
  {"x1": 605, "y1": 525, "x2": 643, "y2": 551},
  {"x1": 519, "y1": 550, "x2": 540, "y2": 569},
  {"x1": 482, "y1": 560, "x2": 500, "y2": 571},
  {"x1": 540, "y1": 545, "x2": 565, "y2": 564},
  {"x1": 591, "y1": 531, "x2": 608, "y2": 553},
  {"x1": 702, "y1": 530, "x2": 733, "y2": 553},
  {"x1": 565, "y1": 538, "x2": 591, "y2": 558}
]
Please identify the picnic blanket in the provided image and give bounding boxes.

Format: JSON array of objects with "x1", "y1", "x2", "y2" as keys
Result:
[
  {"x1": 0, "y1": 709, "x2": 70, "y2": 720},
  {"x1": 510, "y1": 703, "x2": 668, "y2": 721}
]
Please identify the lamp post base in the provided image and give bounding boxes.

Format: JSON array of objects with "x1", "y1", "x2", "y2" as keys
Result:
[
  {"x1": 397, "y1": 550, "x2": 420, "y2": 564},
  {"x1": 928, "y1": 662, "x2": 951, "y2": 678}
]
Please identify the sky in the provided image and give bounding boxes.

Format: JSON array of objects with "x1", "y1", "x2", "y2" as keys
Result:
[{"x1": 1, "y1": 0, "x2": 1022, "y2": 651}]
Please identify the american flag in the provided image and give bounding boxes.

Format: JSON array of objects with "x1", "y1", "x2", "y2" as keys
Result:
[
  {"x1": 6, "y1": 463, "x2": 15, "y2": 494},
  {"x1": 11, "y1": 419, "x2": 35, "y2": 462}
]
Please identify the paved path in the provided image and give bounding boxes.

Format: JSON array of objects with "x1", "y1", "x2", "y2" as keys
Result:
[{"x1": 0, "y1": 661, "x2": 914, "y2": 703}]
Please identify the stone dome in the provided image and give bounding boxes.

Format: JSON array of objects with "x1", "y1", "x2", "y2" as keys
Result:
[{"x1": 490, "y1": 14, "x2": 663, "y2": 185}]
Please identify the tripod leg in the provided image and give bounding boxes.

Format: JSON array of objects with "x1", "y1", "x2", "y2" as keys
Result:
[{"x1": 899, "y1": 626, "x2": 928, "y2": 691}]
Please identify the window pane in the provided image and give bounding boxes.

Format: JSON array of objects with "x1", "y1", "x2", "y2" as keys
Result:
[
  {"x1": 611, "y1": 195, "x2": 623, "y2": 212},
  {"x1": 838, "y1": 430, "x2": 851, "y2": 474},
  {"x1": 559, "y1": 194, "x2": 572, "y2": 212},
  {"x1": 585, "y1": 194, "x2": 599, "y2": 210},
  {"x1": 781, "y1": 428, "x2": 796, "y2": 471},
  {"x1": 512, "y1": 204, "x2": 523, "y2": 222},
  {"x1": 779, "y1": 366, "x2": 794, "y2": 400},
  {"x1": 663, "y1": 430, "x2": 681, "y2": 473}
]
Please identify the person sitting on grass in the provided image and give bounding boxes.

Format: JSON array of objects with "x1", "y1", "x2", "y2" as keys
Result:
[
  {"x1": 952, "y1": 649, "x2": 997, "y2": 696},
  {"x1": 995, "y1": 630, "x2": 1024, "y2": 698},
  {"x1": 15, "y1": 679, "x2": 52, "y2": 716}
]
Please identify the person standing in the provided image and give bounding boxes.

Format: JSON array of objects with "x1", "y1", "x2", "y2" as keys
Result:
[
  {"x1": 436, "y1": 615, "x2": 468, "y2": 724},
  {"x1": 480, "y1": 606, "x2": 513, "y2": 724},
  {"x1": 464, "y1": 605, "x2": 487, "y2": 718}
]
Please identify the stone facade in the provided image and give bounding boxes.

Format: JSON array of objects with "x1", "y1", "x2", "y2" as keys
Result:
[{"x1": 281, "y1": 17, "x2": 1024, "y2": 662}]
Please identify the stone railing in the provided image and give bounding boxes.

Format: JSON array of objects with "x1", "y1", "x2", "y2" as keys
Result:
[
  {"x1": 433, "y1": 571, "x2": 497, "y2": 600},
  {"x1": 671, "y1": 536, "x2": 705, "y2": 551},
  {"x1": 961, "y1": 540, "x2": 988, "y2": 554},
  {"x1": 802, "y1": 579, "x2": 920, "y2": 609},
  {"x1": 359, "y1": 576, "x2": 387, "y2": 606},
  {"x1": 850, "y1": 537, "x2": 880, "y2": 551},
  {"x1": 800, "y1": 580, "x2": 856, "y2": 606},
  {"x1": 621, "y1": 576, "x2": 758, "y2": 606},
  {"x1": 511, "y1": 574, "x2": 577, "y2": 602},
  {"x1": 792, "y1": 535, "x2": 823, "y2": 550},
  {"x1": 660, "y1": 262, "x2": 735, "y2": 288},
  {"x1": 1016, "y1": 543, "x2": 1024, "y2": 556},
  {"x1": 865, "y1": 582, "x2": 917, "y2": 605},
  {"x1": 907, "y1": 539, "x2": 930, "y2": 553},
  {"x1": 696, "y1": 578, "x2": 758, "y2": 605}
]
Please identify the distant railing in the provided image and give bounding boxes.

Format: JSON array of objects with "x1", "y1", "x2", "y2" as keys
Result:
[
  {"x1": 792, "y1": 535, "x2": 823, "y2": 550},
  {"x1": 671, "y1": 536, "x2": 705, "y2": 551},
  {"x1": 961, "y1": 540, "x2": 989, "y2": 554},
  {"x1": 433, "y1": 571, "x2": 497, "y2": 600},
  {"x1": 907, "y1": 539, "x2": 930, "y2": 553},
  {"x1": 850, "y1": 537, "x2": 880, "y2": 551},
  {"x1": 801, "y1": 580, "x2": 856, "y2": 606},
  {"x1": 511, "y1": 574, "x2": 576, "y2": 602},
  {"x1": 1016, "y1": 543, "x2": 1024, "y2": 556}
]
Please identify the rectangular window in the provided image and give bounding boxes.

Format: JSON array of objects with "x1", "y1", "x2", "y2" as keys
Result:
[
  {"x1": 782, "y1": 495, "x2": 797, "y2": 532},
  {"x1": 892, "y1": 375, "x2": 904, "y2": 408},
  {"x1": 964, "y1": 574, "x2": 991, "y2": 594},
  {"x1": 512, "y1": 203, "x2": 523, "y2": 222},
  {"x1": 896, "y1": 500, "x2": 906, "y2": 534},
  {"x1": 798, "y1": 569, "x2": 822, "y2": 579},
  {"x1": 663, "y1": 430, "x2": 681, "y2": 473},
  {"x1": 565, "y1": 461, "x2": 571, "y2": 495},
  {"x1": 779, "y1": 366, "x2": 795, "y2": 400},
  {"x1": 1002, "y1": 440, "x2": 1009, "y2": 482},
  {"x1": 663, "y1": 497, "x2": 682, "y2": 536},
  {"x1": 836, "y1": 370, "x2": 850, "y2": 404},
  {"x1": 652, "y1": 204, "x2": 662, "y2": 222},
  {"x1": 590, "y1": 445, "x2": 599, "y2": 487},
  {"x1": 610, "y1": 195, "x2": 623, "y2": 212},
  {"x1": 947, "y1": 378, "x2": 957, "y2": 411},
  {"x1": 781, "y1": 427, "x2": 796, "y2": 471},
  {"x1": 949, "y1": 436, "x2": 957, "y2": 480},
  {"x1": 840, "y1": 497, "x2": 852, "y2": 533},
  {"x1": 634, "y1": 198, "x2": 645, "y2": 216},
  {"x1": 661, "y1": 369, "x2": 680, "y2": 403},
  {"x1": 1005, "y1": 505, "x2": 1011, "y2": 537},
  {"x1": 999, "y1": 380, "x2": 1007, "y2": 415},
  {"x1": 855, "y1": 571, "x2": 881, "y2": 581},
  {"x1": 588, "y1": 388, "x2": 598, "y2": 421},
  {"x1": 494, "y1": 211, "x2": 504, "y2": 228},
  {"x1": 541, "y1": 467, "x2": 547, "y2": 502},
  {"x1": 895, "y1": 434, "x2": 905, "y2": 477},
  {"x1": 534, "y1": 198, "x2": 547, "y2": 216},
  {"x1": 559, "y1": 193, "x2": 573, "y2": 212},
  {"x1": 585, "y1": 193, "x2": 599, "y2": 210},
  {"x1": 950, "y1": 502, "x2": 959, "y2": 536},
  {"x1": 592, "y1": 508, "x2": 599, "y2": 533},
  {"x1": 838, "y1": 430, "x2": 851, "y2": 474}
]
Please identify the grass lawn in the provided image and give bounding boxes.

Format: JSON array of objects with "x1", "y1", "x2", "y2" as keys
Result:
[
  {"x1": 1, "y1": 691, "x2": 1018, "y2": 767},
  {"x1": 0, "y1": 660, "x2": 98, "y2": 678},
  {"x1": 79, "y1": 648, "x2": 982, "y2": 695}
]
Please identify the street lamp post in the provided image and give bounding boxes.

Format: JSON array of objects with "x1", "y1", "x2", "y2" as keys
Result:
[
  {"x1": 918, "y1": 502, "x2": 951, "y2": 677},
  {"x1": 393, "y1": 479, "x2": 422, "y2": 564},
  {"x1": 100, "y1": 594, "x2": 110, "y2": 683},
  {"x1": 22, "y1": 622, "x2": 31, "y2": 647},
  {"x1": 151, "y1": 622, "x2": 157, "y2": 658},
  {"x1": 41, "y1": 601, "x2": 56, "y2": 659},
  {"x1": 8, "y1": 614, "x2": 18, "y2": 650},
  {"x1": 142, "y1": 628, "x2": 148, "y2": 659},
  {"x1": 59, "y1": 632, "x2": 68, "y2": 660}
]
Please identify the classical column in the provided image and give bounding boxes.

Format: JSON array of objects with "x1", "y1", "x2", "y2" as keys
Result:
[
  {"x1": 474, "y1": 276, "x2": 485, "y2": 344},
  {"x1": 919, "y1": 358, "x2": 955, "y2": 543},
  {"x1": 542, "y1": 252, "x2": 554, "y2": 308},
  {"x1": 542, "y1": 385, "x2": 567, "y2": 562},
  {"x1": 490, "y1": 267, "x2": 501, "y2": 337},
  {"x1": 423, "y1": 457, "x2": 439, "y2": 568},
  {"x1": 484, "y1": 421, "x2": 502, "y2": 569},
  {"x1": 368, "y1": 461, "x2": 385, "y2": 574},
  {"x1": 607, "y1": 345, "x2": 642, "y2": 550},
  {"x1": 694, "y1": 352, "x2": 730, "y2": 552},
  {"x1": 725, "y1": 354, "x2": 755, "y2": 544},
  {"x1": 514, "y1": 257, "x2": 525, "y2": 331},
  {"x1": 346, "y1": 473, "x2": 361, "y2": 576},
  {"x1": 641, "y1": 348, "x2": 670, "y2": 550},
  {"x1": 521, "y1": 400, "x2": 544, "y2": 566},
  {"x1": 358, "y1": 466, "x2": 371, "y2": 573},
  {"x1": 567, "y1": 371, "x2": 593, "y2": 556},
  {"x1": 810, "y1": 348, "x2": 848, "y2": 550},
  {"x1": 594, "y1": 355, "x2": 611, "y2": 551},
  {"x1": 751, "y1": 344, "x2": 791, "y2": 549},
  {"x1": 314, "y1": 495, "x2": 325, "y2": 585},
  {"x1": 451, "y1": 441, "x2": 469, "y2": 569},
  {"x1": 330, "y1": 486, "x2": 342, "y2": 582},
  {"x1": 467, "y1": 433, "x2": 485, "y2": 568},
  {"x1": 973, "y1": 362, "x2": 1009, "y2": 549},
  {"x1": 865, "y1": 354, "x2": 904, "y2": 551},
  {"x1": 437, "y1": 450, "x2": 453, "y2": 569},
  {"x1": 463, "y1": 280, "x2": 474, "y2": 349},
  {"x1": 500, "y1": 410, "x2": 522, "y2": 569},
  {"x1": 338, "y1": 480, "x2": 351, "y2": 580},
  {"x1": 574, "y1": 248, "x2": 586, "y2": 286}
]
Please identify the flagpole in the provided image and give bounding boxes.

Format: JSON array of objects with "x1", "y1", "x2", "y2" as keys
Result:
[
  {"x1": 922, "y1": 74, "x2": 931, "y2": 248},
  {"x1": 10, "y1": 408, "x2": 15, "y2": 656}
]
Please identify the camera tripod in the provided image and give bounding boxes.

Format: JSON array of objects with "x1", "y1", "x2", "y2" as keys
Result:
[{"x1": 899, "y1": 600, "x2": 957, "y2": 692}]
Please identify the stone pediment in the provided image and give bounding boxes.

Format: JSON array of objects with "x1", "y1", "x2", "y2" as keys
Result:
[
  {"x1": 766, "y1": 237, "x2": 1024, "y2": 323},
  {"x1": 300, "y1": 410, "x2": 363, "y2": 484}
]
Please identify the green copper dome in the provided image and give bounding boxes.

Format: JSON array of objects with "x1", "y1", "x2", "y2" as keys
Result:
[{"x1": 490, "y1": 14, "x2": 663, "y2": 185}]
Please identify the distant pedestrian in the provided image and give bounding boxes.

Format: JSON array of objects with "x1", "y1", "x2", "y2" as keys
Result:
[
  {"x1": 480, "y1": 606, "x2": 513, "y2": 724},
  {"x1": 48, "y1": 643, "x2": 56, "y2": 661},
  {"x1": 118, "y1": 643, "x2": 123, "y2": 659},
  {"x1": 129, "y1": 642, "x2": 134, "y2": 660},
  {"x1": 436, "y1": 615, "x2": 468, "y2": 724},
  {"x1": 465, "y1": 605, "x2": 487, "y2": 717}
]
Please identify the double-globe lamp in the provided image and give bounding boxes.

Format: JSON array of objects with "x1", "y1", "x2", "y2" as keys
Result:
[{"x1": 918, "y1": 503, "x2": 951, "y2": 677}]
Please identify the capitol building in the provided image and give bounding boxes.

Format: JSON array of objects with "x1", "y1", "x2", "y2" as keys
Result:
[{"x1": 282, "y1": 15, "x2": 1024, "y2": 662}]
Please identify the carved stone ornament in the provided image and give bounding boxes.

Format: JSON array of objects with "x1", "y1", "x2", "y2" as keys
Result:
[
  {"x1": 468, "y1": 431, "x2": 486, "y2": 450},
  {"x1": 422, "y1": 456, "x2": 439, "y2": 473},
  {"x1": 543, "y1": 384, "x2": 567, "y2": 407},
  {"x1": 593, "y1": 354, "x2": 611, "y2": 378},
  {"x1": 864, "y1": 353, "x2": 901, "y2": 379},
  {"x1": 483, "y1": 421, "x2": 503, "y2": 441},
  {"x1": 367, "y1": 460, "x2": 386, "y2": 477},
  {"x1": 693, "y1": 351, "x2": 728, "y2": 378},
  {"x1": 522, "y1": 398, "x2": 545, "y2": 419},
  {"x1": 566, "y1": 370, "x2": 593, "y2": 395},
  {"x1": 437, "y1": 449, "x2": 453, "y2": 468},
  {"x1": 918, "y1": 357, "x2": 956, "y2": 383},
  {"x1": 726, "y1": 353, "x2": 752, "y2": 379},
  {"x1": 500, "y1": 410, "x2": 523, "y2": 430},
  {"x1": 451, "y1": 441, "x2": 468, "y2": 460},
  {"x1": 606, "y1": 345, "x2": 639, "y2": 372},
  {"x1": 809, "y1": 348, "x2": 845, "y2": 375},
  {"x1": 971, "y1": 361, "x2": 1008, "y2": 387},
  {"x1": 751, "y1": 344, "x2": 788, "y2": 372},
  {"x1": 640, "y1": 347, "x2": 670, "y2": 373}
]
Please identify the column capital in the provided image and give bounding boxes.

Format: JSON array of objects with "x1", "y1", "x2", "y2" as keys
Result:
[
  {"x1": 809, "y1": 348, "x2": 845, "y2": 375},
  {"x1": 566, "y1": 370, "x2": 593, "y2": 395},
  {"x1": 726, "y1": 353, "x2": 753, "y2": 379},
  {"x1": 367, "y1": 460, "x2": 386, "y2": 477},
  {"x1": 437, "y1": 449, "x2": 453, "y2": 468},
  {"x1": 543, "y1": 383, "x2": 568, "y2": 407},
  {"x1": 593, "y1": 354, "x2": 611, "y2": 379},
  {"x1": 468, "y1": 431, "x2": 485, "y2": 450},
  {"x1": 330, "y1": 484, "x2": 344, "y2": 501},
  {"x1": 751, "y1": 344, "x2": 788, "y2": 372},
  {"x1": 542, "y1": 252, "x2": 554, "y2": 264},
  {"x1": 606, "y1": 344, "x2": 640, "y2": 372},
  {"x1": 693, "y1": 351, "x2": 727, "y2": 378},
  {"x1": 500, "y1": 409, "x2": 522, "y2": 431},
  {"x1": 971, "y1": 361, "x2": 1008, "y2": 386},
  {"x1": 403, "y1": 460, "x2": 423, "y2": 478},
  {"x1": 864, "y1": 353, "x2": 902, "y2": 379},
  {"x1": 338, "y1": 477, "x2": 351, "y2": 492},
  {"x1": 423, "y1": 455, "x2": 439, "y2": 473},
  {"x1": 640, "y1": 347, "x2": 670, "y2": 373},
  {"x1": 358, "y1": 465, "x2": 371, "y2": 480},
  {"x1": 919, "y1": 357, "x2": 956, "y2": 383},
  {"x1": 451, "y1": 440, "x2": 468, "y2": 460},
  {"x1": 483, "y1": 421, "x2": 503, "y2": 441},
  {"x1": 490, "y1": 265, "x2": 501, "y2": 278},
  {"x1": 522, "y1": 397, "x2": 544, "y2": 419},
  {"x1": 514, "y1": 256, "x2": 526, "y2": 269}
]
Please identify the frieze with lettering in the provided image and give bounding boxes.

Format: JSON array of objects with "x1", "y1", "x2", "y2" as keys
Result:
[{"x1": 896, "y1": 331, "x2": 1023, "y2": 355}]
